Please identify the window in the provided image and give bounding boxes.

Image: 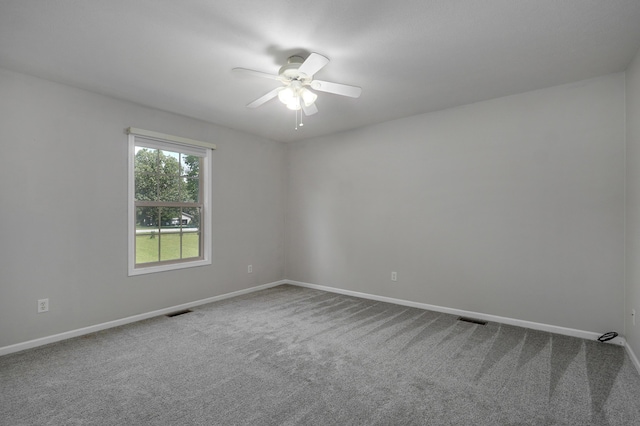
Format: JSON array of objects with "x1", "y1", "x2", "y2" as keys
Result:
[{"x1": 127, "y1": 128, "x2": 214, "y2": 275}]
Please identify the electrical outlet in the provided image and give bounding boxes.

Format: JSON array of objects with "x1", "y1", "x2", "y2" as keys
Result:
[
  {"x1": 37, "y1": 298, "x2": 49, "y2": 313},
  {"x1": 248, "y1": 265, "x2": 252, "y2": 273},
  {"x1": 391, "y1": 271, "x2": 397, "y2": 282}
]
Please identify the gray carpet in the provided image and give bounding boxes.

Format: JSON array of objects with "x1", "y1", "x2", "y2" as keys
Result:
[{"x1": 1, "y1": 284, "x2": 640, "y2": 425}]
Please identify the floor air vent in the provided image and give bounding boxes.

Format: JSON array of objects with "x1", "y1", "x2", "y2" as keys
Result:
[
  {"x1": 166, "y1": 309, "x2": 192, "y2": 318},
  {"x1": 457, "y1": 316, "x2": 488, "y2": 325}
]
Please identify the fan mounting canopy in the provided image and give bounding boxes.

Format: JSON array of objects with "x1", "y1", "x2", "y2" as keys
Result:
[{"x1": 278, "y1": 56, "x2": 311, "y2": 82}]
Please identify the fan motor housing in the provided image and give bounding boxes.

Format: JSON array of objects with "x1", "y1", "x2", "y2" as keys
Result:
[{"x1": 279, "y1": 55, "x2": 311, "y2": 82}]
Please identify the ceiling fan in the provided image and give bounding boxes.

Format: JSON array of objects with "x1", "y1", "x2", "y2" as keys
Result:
[{"x1": 233, "y1": 53, "x2": 362, "y2": 116}]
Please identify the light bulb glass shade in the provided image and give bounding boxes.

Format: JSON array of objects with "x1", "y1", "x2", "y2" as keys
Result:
[
  {"x1": 286, "y1": 96, "x2": 301, "y2": 110},
  {"x1": 278, "y1": 86, "x2": 295, "y2": 105},
  {"x1": 300, "y1": 88, "x2": 317, "y2": 107}
]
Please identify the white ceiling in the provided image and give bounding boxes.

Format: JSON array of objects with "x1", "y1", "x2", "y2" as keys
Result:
[{"x1": 1, "y1": 1, "x2": 640, "y2": 143}]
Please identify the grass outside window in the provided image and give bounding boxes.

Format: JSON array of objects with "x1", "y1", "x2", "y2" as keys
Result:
[{"x1": 135, "y1": 232, "x2": 200, "y2": 264}]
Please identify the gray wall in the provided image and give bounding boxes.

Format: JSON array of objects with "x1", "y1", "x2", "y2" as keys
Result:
[
  {"x1": 0, "y1": 65, "x2": 632, "y2": 350},
  {"x1": 286, "y1": 73, "x2": 625, "y2": 334},
  {"x1": 626, "y1": 47, "x2": 640, "y2": 358},
  {"x1": 0, "y1": 69, "x2": 286, "y2": 348}
]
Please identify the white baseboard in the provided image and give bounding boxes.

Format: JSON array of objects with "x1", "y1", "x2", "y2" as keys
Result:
[
  {"x1": 4, "y1": 278, "x2": 635, "y2": 370},
  {"x1": 0, "y1": 280, "x2": 286, "y2": 357},
  {"x1": 286, "y1": 280, "x2": 628, "y2": 347},
  {"x1": 626, "y1": 342, "x2": 640, "y2": 375}
]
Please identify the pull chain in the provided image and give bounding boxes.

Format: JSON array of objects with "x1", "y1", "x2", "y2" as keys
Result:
[
  {"x1": 294, "y1": 105, "x2": 304, "y2": 130},
  {"x1": 293, "y1": 96, "x2": 304, "y2": 130}
]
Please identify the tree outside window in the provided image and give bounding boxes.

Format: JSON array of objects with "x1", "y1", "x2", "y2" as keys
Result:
[{"x1": 134, "y1": 146, "x2": 204, "y2": 266}]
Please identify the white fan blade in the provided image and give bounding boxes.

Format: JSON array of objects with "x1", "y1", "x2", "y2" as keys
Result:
[
  {"x1": 310, "y1": 80, "x2": 362, "y2": 98},
  {"x1": 298, "y1": 53, "x2": 329, "y2": 77},
  {"x1": 302, "y1": 102, "x2": 318, "y2": 116},
  {"x1": 246, "y1": 87, "x2": 281, "y2": 108},
  {"x1": 233, "y1": 68, "x2": 281, "y2": 81}
]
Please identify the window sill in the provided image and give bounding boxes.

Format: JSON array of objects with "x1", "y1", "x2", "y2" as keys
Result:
[{"x1": 128, "y1": 258, "x2": 211, "y2": 276}]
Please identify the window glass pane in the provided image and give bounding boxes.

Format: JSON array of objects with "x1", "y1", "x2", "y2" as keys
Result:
[
  {"x1": 160, "y1": 207, "x2": 181, "y2": 228},
  {"x1": 134, "y1": 147, "x2": 158, "y2": 174},
  {"x1": 181, "y1": 154, "x2": 200, "y2": 177},
  {"x1": 159, "y1": 207, "x2": 181, "y2": 262},
  {"x1": 178, "y1": 207, "x2": 193, "y2": 228},
  {"x1": 183, "y1": 207, "x2": 201, "y2": 229},
  {"x1": 158, "y1": 176, "x2": 180, "y2": 202},
  {"x1": 134, "y1": 148, "x2": 159, "y2": 201},
  {"x1": 181, "y1": 207, "x2": 201, "y2": 259},
  {"x1": 159, "y1": 150, "x2": 180, "y2": 175},
  {"x1": 182, "y1": 231, "x2": 200, "y2": 259},
  {"x1": 136, "y1": 234, "x2": 159, "y2": 264},
  {"x1": 136, "y1": 206, "x2": 159, "y2": 229},
  {"x1": 160, "y1": 233, "x2": 182, "y2": 262},
  {"x1": 136, "y1": 206, "x2": 160, "y2": 264},
  {"x1": 155, "y1": 150, "x2": 180, "y2": 201},
  {"x1": 181, "y1": 177, "x2": 199, "y2": 202}
]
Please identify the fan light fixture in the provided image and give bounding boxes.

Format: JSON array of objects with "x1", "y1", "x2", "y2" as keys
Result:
[
  {"x1": 277, "y1": 81, "x2": 317, "y2": 111},
  {"x1": 233, "y1": 52, "x2": 362, "y2": 129}
]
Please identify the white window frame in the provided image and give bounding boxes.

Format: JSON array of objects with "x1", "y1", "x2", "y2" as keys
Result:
[{"x1": 127, "y1": 128, "x2": 214, "y2": 276}]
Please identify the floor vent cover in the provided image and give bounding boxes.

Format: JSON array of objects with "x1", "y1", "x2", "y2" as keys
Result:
[
  {"x1": 166, "y1": 309, "x2": 192, "y2": 318},
  {"x1": 457, "y1": 316, "x2": 488, "y2": 325}
]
